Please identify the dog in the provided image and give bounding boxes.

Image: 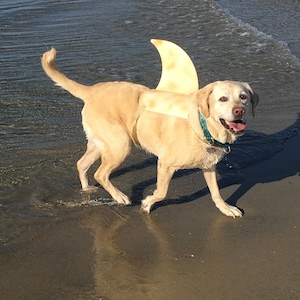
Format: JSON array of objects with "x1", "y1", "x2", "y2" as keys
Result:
[{"x1": 42, "y1": 48, "x2": 258, "y2": 218}]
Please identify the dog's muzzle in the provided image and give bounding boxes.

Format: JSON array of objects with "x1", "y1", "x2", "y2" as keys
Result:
[{"x1": 220, "y1": 118, "x2": 246, "y2": 135}]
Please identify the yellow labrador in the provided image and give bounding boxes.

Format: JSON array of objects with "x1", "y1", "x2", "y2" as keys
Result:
[{"x1": 42, "y1": 48, "x2": 258, "y2": 218}]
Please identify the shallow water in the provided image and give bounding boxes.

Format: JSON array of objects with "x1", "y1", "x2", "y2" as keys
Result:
[{"x1": 0, "y1": 0, "x2": 299, "y2": 245}]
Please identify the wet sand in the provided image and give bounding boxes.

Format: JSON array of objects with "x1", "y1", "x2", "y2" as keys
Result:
[{"x1": 0, "y1": 134, "x2": 299, "y2": 300}]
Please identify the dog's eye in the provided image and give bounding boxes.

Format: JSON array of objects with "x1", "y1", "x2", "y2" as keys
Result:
[
  {"x1": 219, "y1": 96, "x2": 228, "y2": 102},
  {"x1": 240, "y1": 94, "x2": 247, "y2": 100}
]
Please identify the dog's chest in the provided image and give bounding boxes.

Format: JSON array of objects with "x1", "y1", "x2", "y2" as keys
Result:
[
  {"x1": 184, "y1": 144, "x2": 225, "y2": 169},
  {"x1": 157, "y1": 139, "x2": 225, "y2": 170}
]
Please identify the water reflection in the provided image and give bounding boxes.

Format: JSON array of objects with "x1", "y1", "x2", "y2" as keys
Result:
[{"x1": 81, "y1": 207, "x2": 176, "y2": 299}]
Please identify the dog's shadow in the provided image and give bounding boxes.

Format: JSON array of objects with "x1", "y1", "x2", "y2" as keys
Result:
[
  {"x1": 109, "y1": 113, "x2": 300, "y2": 212},
  {"x1": 226, "y1": 113, "x2": 300, "y2": 208}
]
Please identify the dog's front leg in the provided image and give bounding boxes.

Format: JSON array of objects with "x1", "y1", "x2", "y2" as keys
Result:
[
  {"x1": 141, "y1": 162, "x2": 177, "y2": 213},
  {"x1": 202, "y1": 166, "x2": 242, "y2": 218}
]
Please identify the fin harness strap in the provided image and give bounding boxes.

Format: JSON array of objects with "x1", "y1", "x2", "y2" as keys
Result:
[{"x1": 132, "y1": 107, "x2": 231, "y2": 154}]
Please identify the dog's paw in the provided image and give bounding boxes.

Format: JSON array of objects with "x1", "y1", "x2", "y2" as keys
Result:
[
  {"x1": 81, "y1": 185, "x2": 99, "y2": 193},
  {"x1": 114, "y1": 192, "x2": 131, "y2": 206},
  {"x1": 217, "y1": 203, "x2": 243, "y2": 218},
  {"x1": 140, "y1": 201, "x2": 152, "y2": 214}
]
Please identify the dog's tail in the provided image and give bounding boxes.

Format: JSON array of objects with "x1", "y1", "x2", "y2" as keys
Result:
[{"x1": 41, "y1": 48, "x2": 88, "y2": 101}]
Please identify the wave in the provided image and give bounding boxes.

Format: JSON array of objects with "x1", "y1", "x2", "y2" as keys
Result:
[{"x1": 212, "y1": 0, "x2": 300, "y2": 66}]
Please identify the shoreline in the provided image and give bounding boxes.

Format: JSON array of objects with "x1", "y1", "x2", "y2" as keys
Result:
[{"x1": 0, "y1": 133, "x2": 299, "y2": 299}]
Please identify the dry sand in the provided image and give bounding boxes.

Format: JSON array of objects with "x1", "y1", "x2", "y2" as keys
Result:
[{"x1": 0, "y1": 134, "x2": 299, "y2": 300}]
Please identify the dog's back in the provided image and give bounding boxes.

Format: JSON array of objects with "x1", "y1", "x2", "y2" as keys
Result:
[{"x1": 41, "y1": 48, "x2": 149, "y2": 139}]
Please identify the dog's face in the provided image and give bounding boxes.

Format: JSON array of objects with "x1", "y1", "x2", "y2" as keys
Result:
[{"x1": 196, "y1": 81, "x2": 259, "y2": 136}]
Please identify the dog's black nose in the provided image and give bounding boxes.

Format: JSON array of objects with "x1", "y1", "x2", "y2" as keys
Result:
[{"x1": 232, "y1": 107, "x2": 245, "y2": 117}]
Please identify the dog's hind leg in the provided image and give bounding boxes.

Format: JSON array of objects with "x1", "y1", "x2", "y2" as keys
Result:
[
  {"x1": 141, "y1": 161, "x2": 177, "y2": 213},
  {"x1": 93, "y1": 140, "x2": 132, "y2": 205},
  {"x1": 77, "y1": 140, "x2": 101, "y2": 191}
]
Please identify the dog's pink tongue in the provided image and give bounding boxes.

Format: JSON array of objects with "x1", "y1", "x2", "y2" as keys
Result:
[{"x1": 228, "y1": 121, "x2": 246, "y2": 132}]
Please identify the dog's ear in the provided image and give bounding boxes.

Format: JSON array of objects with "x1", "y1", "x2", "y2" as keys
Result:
[
  {"x1": 250, "y1": 92, "x2": 259, "y2": 117},
  {"x1": 242, "y1": 82, "x2": 259, "y2": 117},
  {"x1": 194, "y1": 83, "x2": 215, "y2": 118}
]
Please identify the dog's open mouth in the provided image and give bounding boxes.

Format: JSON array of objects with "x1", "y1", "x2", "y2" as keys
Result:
[{"x1": 220, "y1": 118, "x2": 246, "y2": 135}]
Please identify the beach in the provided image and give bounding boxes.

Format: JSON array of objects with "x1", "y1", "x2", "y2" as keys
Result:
[
  {"x1": 1, "y1": 0, "x2": 300, "y2": 299},
  {"x1": 1, "y1": 133, "x2": 299, "y2": 299}
]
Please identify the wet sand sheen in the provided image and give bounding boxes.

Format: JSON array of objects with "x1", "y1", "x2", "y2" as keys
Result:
[{"x1": 1, "y1": 134, "x2": 299, "y2": 300}]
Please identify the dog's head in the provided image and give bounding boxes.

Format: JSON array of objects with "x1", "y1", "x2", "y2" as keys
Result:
[{"x1": 193, "y1": 81, "x2": 259, "y2": 138}]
